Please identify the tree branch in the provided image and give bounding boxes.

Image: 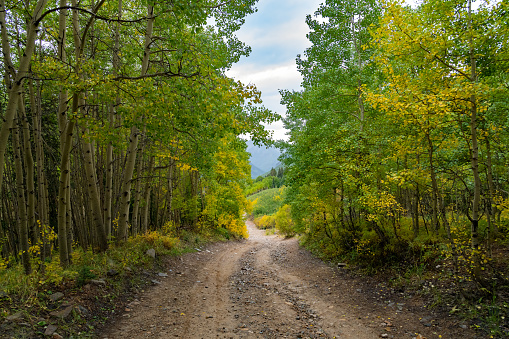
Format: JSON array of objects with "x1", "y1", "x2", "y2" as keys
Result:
[{"x1": 35, "y1": 5, "x2": 146, "y2": 26}]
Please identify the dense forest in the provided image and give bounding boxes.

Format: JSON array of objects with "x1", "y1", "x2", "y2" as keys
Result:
[
  {"x1": 3, "y1": 0, "x2": 509, "y2": 336},
  {"x1": 0, "y1": 0, "x2": 277, "y2": 274},
  {"x1": 280, "y1": 0, "x2": 509, "y2": 294}
]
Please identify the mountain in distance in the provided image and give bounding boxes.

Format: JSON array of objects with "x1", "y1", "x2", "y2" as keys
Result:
[
  {"x1": 250, "y1": 163, "x2": 265, "y2": 179},
  {"x1": 245, "y1": 140, "x2": 281, "y2": 179}
]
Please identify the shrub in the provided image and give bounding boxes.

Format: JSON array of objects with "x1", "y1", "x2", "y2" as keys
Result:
[
  {"x1": 76, "y1": 265, "x2": 96, "y2": 287},
  {"x1": 248, "y1": 187, "x2": 286, "y2": 218},
  {"x1": 275, "y1": 204, "x2": 295, "y2": 237},
  {"x1": 254, "y1": 214, "x2": 276, "y2": 229}
]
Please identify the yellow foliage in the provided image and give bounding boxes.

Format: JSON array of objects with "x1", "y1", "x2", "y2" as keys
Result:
[
  {"x1": 218, "y1": 215, "x2": 248, "y2": 238},
  {"x1": 254, "y1": 214, "x2": 276, "y2": 229},
  {"x1": 499, "y1": 197, "x2": 509, "y2": 225},
  {"x1": 359, "y1": 185, "x2": 405, "y2": 222},
  {"x1": 139, "y1": 231, "x2": 180, "y2": 250},
  {"x1": 275, "y1": 204, "x2": 295, "y2": 237},
  {"x1": 245, "y1": 198, "x2": 257, "y2": 215}
]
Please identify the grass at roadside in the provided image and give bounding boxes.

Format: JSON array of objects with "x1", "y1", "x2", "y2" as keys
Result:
[
  {"x1": 247, "y1": 187, "x2": 296, "y2": 238},
  {"x1": 247, "y1": 187, "x2": 285, "y2": 218},
  {"x1": 0, "y1": 226, "x2": 234, "y2": 338}
]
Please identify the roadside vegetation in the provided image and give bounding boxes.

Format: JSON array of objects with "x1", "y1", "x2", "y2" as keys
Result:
[
  {"x1": 278, "y1": 0, "x2": 509, "y2": 337},
  {"x1": 0, "y1": 1, "x2": 275, "y2": 337},
  {"x1": 245, "y1": 167, "x2": 285, "y2": 196},
  {"x1": 0, "y1": 225, "x2": 234, "y2": 338},
  {"x1": 246, "y1": 170, "x2": 296, "y2": 238}
]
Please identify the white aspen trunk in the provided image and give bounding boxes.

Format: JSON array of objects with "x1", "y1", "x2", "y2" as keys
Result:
[
  {"x1": 131, "y1": 155, "x2": 144, "y2": 236},
  {"x1": 56, "y1": 0, "x2": 70, "y2": 267},
  {"x1": 18, "y1": 94, "x2": 36, "y2": 246},
  {"x1": 468, "y1": 0, "x2": 482, "y2": 282},
  {"x1": 117, "y1": 5, "x2": 154, "y2": 242},
  {"x1": 13, "y1": 112, "x2": 31, "y2": 274},
  {"x1": 0, "y1": 0, "x2": 48, "y2": 191},
  {"x1": 104, "y1": 0, "x2": 122, "y2": 237},
  {"x1": 104, "y1": 122, "x2": 114, "y2": 238},
  {"x1": 141, "y1": 156, "x2": 154, "y2": 233},
  {"x1": 82, "y1": 129, "x2": 108, "y2": 250},
  {"x1": 29, "y1": 80, "x2": 48, "y2": 226}
]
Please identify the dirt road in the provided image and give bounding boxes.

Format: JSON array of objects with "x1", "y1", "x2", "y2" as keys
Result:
[{"x1": 101, "y1": 221, "x2": 476, "y2": 339}]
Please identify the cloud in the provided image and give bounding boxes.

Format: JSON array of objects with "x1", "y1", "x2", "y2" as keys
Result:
[
  {"x1": 227, "y1": 62, "x2": 300, "y2": 141},
  {"x1": 235, "y1": 18, "x2": 313, "y2": 64},
  {"x1": 227, "y1": 62, "x2": 301, "y2": 92},
  {"x1": 227, "y1": 0, "x2": 323, "y2": 141}
]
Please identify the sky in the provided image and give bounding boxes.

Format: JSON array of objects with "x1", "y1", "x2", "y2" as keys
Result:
[
  {"x1": 225, "y1": 0, "x2": 421, "y2": 141},
  {"x1": 226, "y1": 0, "x2": 323, "y2": 141}
]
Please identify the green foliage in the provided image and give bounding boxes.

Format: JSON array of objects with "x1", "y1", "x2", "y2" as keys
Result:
[
  {"x1": 245, "y1": 172, "x2": 285, "y2": 196},
  {"x1": 280, "y1": 0, "x2": 509, "y2": 284},
  {"x1": 76, "y1": 266, "x2": 96, "y2": 287},
  {"x1": 275, "y1": 204, "x2": 295, "y2": 238},
  {"x1": 200, "y1": 135, "x2": 251, "y2": 239},
  {"x1": 248, "y1": 187, "x2": 286, "y2": 218}
]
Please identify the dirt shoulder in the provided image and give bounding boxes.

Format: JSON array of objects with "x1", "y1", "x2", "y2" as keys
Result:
[{"x1": 98, "y1": 221, "x2": 480, "y2": 339}]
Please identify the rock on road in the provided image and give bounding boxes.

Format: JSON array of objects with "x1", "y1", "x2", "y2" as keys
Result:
[{"x1": 101, "y1": 221, "x2": 472, "y2": 339}]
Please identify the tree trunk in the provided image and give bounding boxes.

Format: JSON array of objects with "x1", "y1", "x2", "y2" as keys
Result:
[
  {"x1": 131, "y1": 155, "x2": 144, "y2": 236},
  {"x1": 13, "y1": 113, "x2": 31, "y2": 274},
  {"x1": 104, "y1": 0, "x2": 122, "y2": 238},
  {"x1": 56, "y1": 0, "x2": 70, "y2": 267},
  {"x1": 81, "y1": 130, "x2": 108, "y2": 251},
  {"x1": 485, "y1": 138, "x2": 497, "y2": 234},
  {"x1": 426, "y1": 131, "x2": 439, "y2": 233},
  {"x1": 117, "y1": 5, "x2": 154, "y2": 242},
  {"x1": 141, "y1": 156, "x2": 154, "y2": 233},
  {"x1": 19, "y1": 94, "x2": 37, "y2": 247},
  {"x1": 0, "y1": 0, "x2": 48, "y2": 190},
  {"x1": 468, "y1": 0, "x2": 482, "y2": 283}
]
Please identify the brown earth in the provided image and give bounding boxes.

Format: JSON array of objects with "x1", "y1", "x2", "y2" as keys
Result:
[{"x1": 99, "y1": 221, "x2": 481, "y2": 339}]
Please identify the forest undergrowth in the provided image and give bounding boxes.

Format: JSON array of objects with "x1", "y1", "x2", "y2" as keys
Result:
[
  {"x1": 300, "y1": 217, "x2": 509, "y2": 337},
  {"x1": 0, "y1": 225, "x2": 240, "y2": 338},
  {"x1": 246, "y1": 174, "x2": 509, "y2": 337}
]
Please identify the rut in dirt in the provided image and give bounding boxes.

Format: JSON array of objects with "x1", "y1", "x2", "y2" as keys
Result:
[{"x1": 101, "y1": 222, "x2": 469, "y2": 339}]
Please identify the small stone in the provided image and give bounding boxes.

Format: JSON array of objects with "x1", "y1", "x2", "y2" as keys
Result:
[
  {"x1": 50, "y1": 305, "x2": 74, "y2": 319},
  {"x1": 6, "y1": 312, "x2": 23, "y2": 321},
  {"x1": 44, "y1": 324, "x2": 58, "y2": 336},
  {"x1": 151, "y1": 280, "x2": 161, "y2": 284},
  {"x1": 158, "y1": 273, "x2": 168, "y2": 277},
  {"x1": 77, "y1": 305, "x2": 89, "y2": 315},
  {"x1": 146, "y1": 248, "x2": 156, "y2": 258},
  {"x1": 52, "y1": 333, "x2": 63, "y2": 339},
  {"x1": 459, "y1": 324, "x2": 468, "y2": 329},
  {"x1": 49, "y1": 292, "x2": 65, "y2": 302},
  {"x1": 91, "y1": 279, "x2": 107, "y2": 286},
  {"x1": 125, "y1": 267, "x2": 132, "y2": 272},
  {"x1": 337, "y1": 263, "x2": 347, "y2": 267},
  {"x1": 107, "y1": 269, "x2": 119, "y2": 276}
]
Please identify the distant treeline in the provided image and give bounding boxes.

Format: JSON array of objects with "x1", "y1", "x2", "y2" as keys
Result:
[{"x1": 246, "y1": 167, "x2": 285, "y2": 196}]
